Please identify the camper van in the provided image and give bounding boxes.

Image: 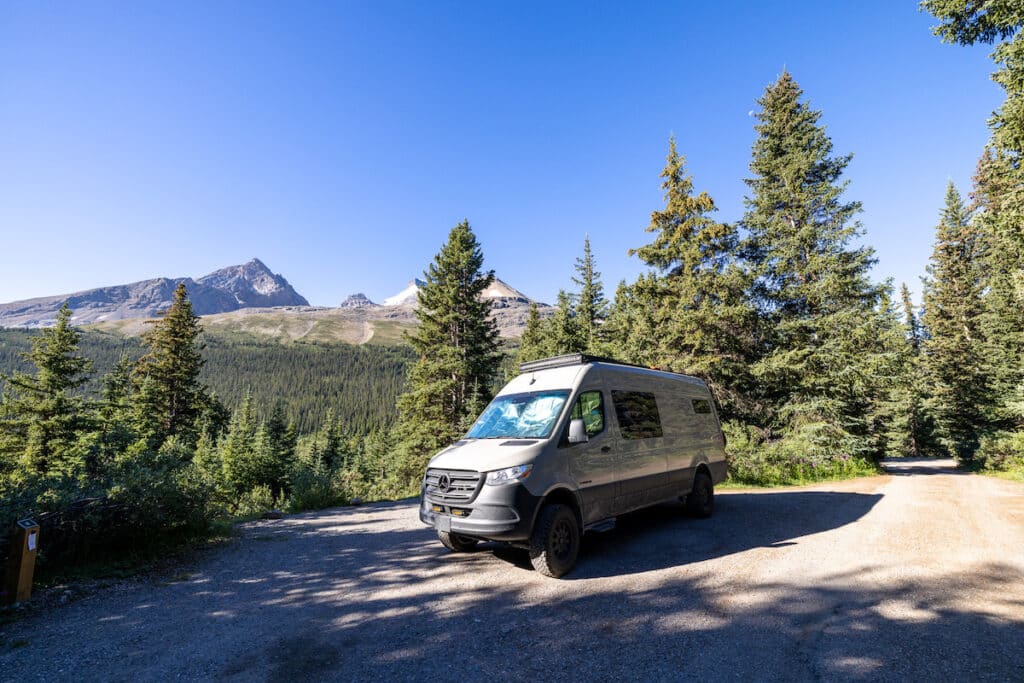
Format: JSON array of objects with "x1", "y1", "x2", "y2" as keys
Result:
[{"x1": 419, "y1": 353, "x2": 728, "y2": 578}]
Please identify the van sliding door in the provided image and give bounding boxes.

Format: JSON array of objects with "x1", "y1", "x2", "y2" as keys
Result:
[{"x1": 609, "y1": 390, "x2": 669, "y2": 513}]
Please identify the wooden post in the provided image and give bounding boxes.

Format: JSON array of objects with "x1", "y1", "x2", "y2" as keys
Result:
[{"x1": 3, "y1": 519, "x2": 39, "y2": 606}]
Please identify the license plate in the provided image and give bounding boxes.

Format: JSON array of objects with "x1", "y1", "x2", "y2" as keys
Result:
[{"x1": 437, "y1": 515, "x2": 451, "y2": 532}]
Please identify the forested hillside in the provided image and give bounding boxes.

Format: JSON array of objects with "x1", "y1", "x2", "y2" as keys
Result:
[{"x1": 0, "y1": 329, "x2": 413, "y2": 434}]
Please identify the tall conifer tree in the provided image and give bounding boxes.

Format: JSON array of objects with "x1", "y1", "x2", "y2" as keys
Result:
[
  {"x1": 571, "y1": 236, "x2": 608, "y2": 352},
  {"x1": 392, "y1": 220, "x2": 501, "y2": 489},
  {"x1": 133, "y1": 283, "x2": 208, "y2": 447},
  {"x1": 742, "y1": 72, "x2": 886, "y2": 455},
  {"x1": 630, "y1": 136, "x2": 757, "y2": 419},
  {"x1": 921, "y1": 182, "x2": 993, "y2": 460},
  {"x1": 0, "y1": 303, "x2": 93, "y2": 477},
  {"x1": 516, "y1": 303, "x2": 549, "y2": 364}
]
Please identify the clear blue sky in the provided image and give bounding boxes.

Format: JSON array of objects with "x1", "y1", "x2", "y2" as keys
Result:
[{"x1": 0, "y1": 1, "x2": 1002, "y2": 308}]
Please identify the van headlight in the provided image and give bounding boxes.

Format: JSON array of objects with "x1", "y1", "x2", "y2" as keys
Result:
[{"x1": 486, "y1": 464, "x2": 533, "y2": 485}]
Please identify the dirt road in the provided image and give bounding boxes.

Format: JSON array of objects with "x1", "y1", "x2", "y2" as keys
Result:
[{"x1": 2, "y1": 458, "x2": 1023, "y2": 681}]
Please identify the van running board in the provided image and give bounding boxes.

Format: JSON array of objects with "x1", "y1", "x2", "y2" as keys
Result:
[{"x1": 585, "y1": 518, "x2": 617, "y2": 533}]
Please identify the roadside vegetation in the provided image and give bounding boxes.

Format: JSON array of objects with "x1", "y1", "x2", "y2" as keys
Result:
[{"x1": 1, "y1": 2, "x2": 1023, "y2": 577}]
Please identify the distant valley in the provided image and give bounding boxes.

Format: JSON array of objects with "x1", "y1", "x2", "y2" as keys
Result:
[{"x1": 0, "y1": 259, "x2": 551, "y2": 341}]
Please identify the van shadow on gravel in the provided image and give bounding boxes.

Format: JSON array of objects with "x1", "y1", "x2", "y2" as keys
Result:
[{"x1": 535, "y1": 490, "x2": 884, "y2": 580}]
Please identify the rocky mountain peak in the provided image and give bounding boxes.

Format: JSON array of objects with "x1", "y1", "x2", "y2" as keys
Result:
[
  {"x1": 340, "y1": 293, "x2": 377, "y2": 308},
  {"x1": 197, "y1": 258, "x2": 309, "y2": 307}
]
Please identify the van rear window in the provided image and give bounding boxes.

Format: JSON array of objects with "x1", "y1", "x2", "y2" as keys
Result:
[{"x1": 611, "y1": 391, "x2": 663, "y2": 439}]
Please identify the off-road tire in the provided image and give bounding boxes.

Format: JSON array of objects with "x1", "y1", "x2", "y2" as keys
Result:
[
  {"x1": 685, "y1": 471, "x2": 714, "y2": 518},
  {"x1": 437, "y1": 530, "x2": 479, "y2": 552},
  {"x1": 529, "y1": 504, "x2": 581, "y2": 578}
]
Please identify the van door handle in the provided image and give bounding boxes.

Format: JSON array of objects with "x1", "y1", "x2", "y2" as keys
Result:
[{"x1": 601, "y1": 446, "x2": 611, "y2": 453}]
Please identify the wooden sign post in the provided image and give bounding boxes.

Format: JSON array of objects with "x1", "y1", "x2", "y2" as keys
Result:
[{"x1": 3, "y1": 519, "x2": 39, "y2": 606}]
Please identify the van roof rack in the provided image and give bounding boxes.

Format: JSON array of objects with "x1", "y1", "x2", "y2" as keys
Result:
[{"x1": 518, "y1": 353, "x2": 637, "y2": 373}]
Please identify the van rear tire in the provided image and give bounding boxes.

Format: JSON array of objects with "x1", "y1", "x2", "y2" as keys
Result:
[
  {"x1": 529, "y1": 504, "x2": 580, "y2": 578},
  {"x1": 685, "y1": 471, "x2": 714, "y2": 518},
  {"x1": 438, "y1": 530, "x2": 478, "y2": 552}
]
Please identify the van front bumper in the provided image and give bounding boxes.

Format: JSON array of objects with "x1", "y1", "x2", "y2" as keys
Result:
[{"x1": 419, "y1": 481, "x2": 541, "y2": 542}]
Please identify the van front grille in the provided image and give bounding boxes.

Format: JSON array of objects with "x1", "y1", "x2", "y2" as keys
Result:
[{"x1": 424, "y1": 469, "x2": 482, "y2": 503}]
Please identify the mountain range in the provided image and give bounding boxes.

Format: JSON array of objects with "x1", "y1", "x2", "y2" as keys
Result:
[
  {"x1": 0, "y1": 260, "x2": 550, "y2": 339},
  {"x1": 0, "y1": 259, "x2": 308, "y2": 328}
]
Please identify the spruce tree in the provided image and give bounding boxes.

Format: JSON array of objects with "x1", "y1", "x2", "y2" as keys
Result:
[
  {"x1": 315, "y1": 408, "x2": 346, "y2": 472},
  {"x1": 921, "y1": 182, "x2": 993, "y2": 461},
  {"x1": 629, "y1": 136, "x2": 758, "y2": 420},
  {"x1": 880, "y1": 286, "x2": 939, "y2": 458},
  {"x1": 571, "y1": 236, "x2": 608, "y2": 352},
  {"x1": 973, "y1": 148, "x2": 1024, "y2": 429},
  {"x1": 257, "y1": 402, "x2": 296, "y2": 497},
  {"x1": 543, "y1": 290, "x2": 586, "y2": 356},
  {"x1": 220, "y1": 390, "x2": 260, "y2": 493},
  {"x1": 0, "y1": 303, "x2": 94, "y2": 477},
  {"x1": 133, "y1": 282, "x2": 208, "y2": 447},
  {"x1": 516, "y1": 303, "x2": 550, "y2": 364},
  {"x1": 392, "y1": 220, "x2": 502, "y2": 489},
  {"x1": 742, "y1": 72, "x2": 886, "y2": 456},
  {"x1": 598, "y1": 278, "x2": 660, "y2": 367}
]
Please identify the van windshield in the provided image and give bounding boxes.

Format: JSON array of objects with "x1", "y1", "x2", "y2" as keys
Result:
[{"x1": 466, "y1": 390, "x2": 570, "y2": 439}]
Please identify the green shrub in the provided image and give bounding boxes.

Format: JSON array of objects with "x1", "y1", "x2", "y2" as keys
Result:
[
  {"x1": 233, "y1": 484, "x2": 283, "y2": 517},
  {"x1": 724, "y1": 420, "x2": 879, "y2": 486},
  {"x1": 976, "y1": 431, "x2": 1024, "y2": 473},
  {"x1": 286, "y1": 465, "x2": 345, "y2": 512}
]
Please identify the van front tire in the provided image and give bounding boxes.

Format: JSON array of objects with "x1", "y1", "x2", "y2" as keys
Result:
[
  {"x1": 438, "y1": 530, "x2": 478, "y2": 552},
  {"x1": 529, "y1": 504, "x2": 580, "y2": 578},
  {"x1": 685, "y1": 471, "x2": 714, "y2": 518}
]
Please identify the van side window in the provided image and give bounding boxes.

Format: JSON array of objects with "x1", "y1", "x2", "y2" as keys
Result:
[
  {"x1": 692, "y1": 398, "x2": 712, "y2": 414},
  {"x1": 570, "y1": 390, "x2": 605, "y2": 436},
  {"x1": 611, "y1": 391, "x2": 663, "y2": 439}
]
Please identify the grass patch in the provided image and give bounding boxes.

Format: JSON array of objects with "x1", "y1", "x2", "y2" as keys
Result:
[{"x1": 982, "y1": 468, "x2": 1024, "y2": 482}]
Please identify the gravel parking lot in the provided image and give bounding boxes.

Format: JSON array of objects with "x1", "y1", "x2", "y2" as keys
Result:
[{"x1": 2, "y1": 457, "x2": 1023, "y2": 682}]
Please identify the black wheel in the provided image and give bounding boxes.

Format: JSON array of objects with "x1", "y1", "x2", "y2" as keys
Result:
[
  {"x1": 529, "y1": 504, "x2": 580, "y2": 578},
  {"x1": 437, "y1": 530, "x2": 479, "y2": 552},
  {"x1": 685, "y1": 471, "x2": 714, "y2": 518}
]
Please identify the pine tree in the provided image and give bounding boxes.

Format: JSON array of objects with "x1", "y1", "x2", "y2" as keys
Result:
[
  {"x1": 571, "y1": 236, "x2": 608, "y2": 351},
  {"x1": 921, "y1": 182, "x2": 994, "y2": 461},
  {"x1": 742, "y1": 72, "x2": 886, "y2": 456},
  {"x1": 598, "y1": 278, "x2": 660, "y2": 367},
  {"x1": 257, "y1": 402, "x2": 296, "y2": 496},
  {"x1": 220, "y1": 390, "x2": 260, "y2": 493},
  {"x1": 94, "y1": 353, "x2": 137, "y2": 474},
  {"x1": 316, "y1": 408, "x2": 346, "y2": 472},
  {"x1": 629, "y1": 136, "x2": 758, "y2": 420},
  {"x1": 973, "y1": 148, "x2": 1024, "y2": 429},
  {"x1": 543, "y1": 290, "x2": 586, "y2": 356},
  {"x1": 132, "y1": 283, "x2": 208, "y2": 447},
  {"x1": 0, "y1": 303, "x2": 94, "y2": 477},
  {"x1": 900, "y1": 283, "x2": 922, "y2": 353},
  {"x1": 880, "y1": 285, "x2": 940, "y2": 458},
  {"x1": 516, "y1": 303, "x2": 550, "y2": 364},
  {"x1": 392, "y1": 220, "x2": 502, "y2": 490}
]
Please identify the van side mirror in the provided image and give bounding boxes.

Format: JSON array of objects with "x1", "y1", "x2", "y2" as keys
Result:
[{"x1": 568, "y1": 418, "x2": 589, "y2": 444}]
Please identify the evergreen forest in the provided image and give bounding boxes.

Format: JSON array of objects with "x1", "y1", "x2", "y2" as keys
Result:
[{"x1": 1, "y1": 2, "x2": 1023, "y2": 573}]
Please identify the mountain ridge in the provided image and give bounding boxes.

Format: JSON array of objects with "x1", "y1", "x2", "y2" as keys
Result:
[{"x1": 0, "y1": 259, "x2": 308, "y2": 328}]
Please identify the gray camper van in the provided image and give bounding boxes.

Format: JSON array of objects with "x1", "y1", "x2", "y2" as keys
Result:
[{"x1": 419, "y1": 354, "x2": 728, "y2": 577}]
